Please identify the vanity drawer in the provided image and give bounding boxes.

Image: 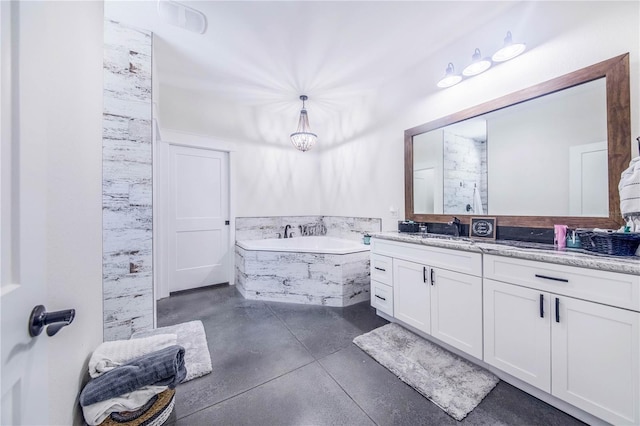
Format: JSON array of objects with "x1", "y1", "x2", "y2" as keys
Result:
[
  {"x1": 371, "y1": 238, "x2": 481, "y2": 277},
  {"x1": 371, "y1": 253, "x2": 393, "y2": 285},
  {"x1": 484, "y1": 254, "x2": 640, "y2": 311},
  {"x1": 371, "y1": 280, "x2": 393, "y2": 316}
]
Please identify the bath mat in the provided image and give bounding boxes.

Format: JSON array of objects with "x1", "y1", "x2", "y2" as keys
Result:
[
  {"x1": 353, "y1": 323, "x2": 498, "y2": 421},
  {"x1": 132, "y1": 320, "x2": 212, "y2": 382}
]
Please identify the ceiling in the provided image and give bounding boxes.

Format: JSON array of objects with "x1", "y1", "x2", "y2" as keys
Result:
[{"x1": 105, "y1": 1, "x2": 523, "y2": 147}]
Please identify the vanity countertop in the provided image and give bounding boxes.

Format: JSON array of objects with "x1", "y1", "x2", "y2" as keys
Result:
[{"x1": 372, "y1": 232, "x2": 640, "y2": 276}]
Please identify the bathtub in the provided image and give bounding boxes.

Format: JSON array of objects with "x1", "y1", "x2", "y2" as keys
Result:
[
  {"x1": 235, "y1": 236, "x2": 371, "y2": 307},
  {"x1": 236, "y1": 236, "x2": 370, "y2": 255}
]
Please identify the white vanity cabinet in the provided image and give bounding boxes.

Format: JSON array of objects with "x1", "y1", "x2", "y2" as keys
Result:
[
  {"x1": 371, "y1": 238, "x2": 483, "y2": 359},
  {"x1": 483, "y1": 254, "x2": 640, "y2": 426},
  {"x1": 370, "y1": 253, "x2": 394, "y2": 316},
  {"x1": 392, "y1": 258, "x2": 431, "y2": 333}
]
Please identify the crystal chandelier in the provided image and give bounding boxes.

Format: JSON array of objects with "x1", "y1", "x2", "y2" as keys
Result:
[{"x1": 290, "y1": 95, "x2": 317, "y2": 152}]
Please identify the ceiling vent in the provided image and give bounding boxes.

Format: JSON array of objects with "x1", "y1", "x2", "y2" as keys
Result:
[{"x1": 157, "y1": 0, "x2": 207, "y2": 34}]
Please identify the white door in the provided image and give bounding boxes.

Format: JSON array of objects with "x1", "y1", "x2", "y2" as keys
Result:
[
  {"x1": 1, "y1": 2, "x2": 48, "y2": 422},
  {"x1": 430, "y1": 268, "x2": 482, "y2": 359},
  {"x1": 551, "y1": 296, "x2": 639, "y2": 425},
  {"x1": 569, "y1": 141, "x2": 608, "y2": 216},
  {"x1": 168, "y1": 145, "x2": 230, "y2": 293},
  {"x1": 414, "y1": 168, "x2": 435, "y2": 214},
  {"x1": 393, "y1": 259, "x2": 430, "y2": 334},
  {"x1": 483, "y1": 279, "x2": 551, "y2": 392}
]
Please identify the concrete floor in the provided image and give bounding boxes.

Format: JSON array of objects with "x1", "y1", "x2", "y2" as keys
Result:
[{"x1": 161, "y1": 284, "x2": 584, "y2": 425}]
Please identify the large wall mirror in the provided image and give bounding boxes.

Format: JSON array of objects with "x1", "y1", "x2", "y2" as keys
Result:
[{"x1": 405, "y1": 53, "x2": 631, "y2": 228}]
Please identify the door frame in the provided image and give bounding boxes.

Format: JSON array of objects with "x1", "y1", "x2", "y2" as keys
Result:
[{"x1": 154, "y1": 128, "x2": 236, "y2": 302}]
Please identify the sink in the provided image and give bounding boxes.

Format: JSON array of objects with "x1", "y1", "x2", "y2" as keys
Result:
[
  {"x1": 492, "y1": 240, "x2": 556, "y2": 251},
  {"x1": 420, "y1": 233, "x2": 473, "y2": 243}
]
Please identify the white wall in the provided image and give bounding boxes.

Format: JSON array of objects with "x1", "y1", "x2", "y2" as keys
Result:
[
  {"x1": 387, "y1": 1, "x2": 639, "y2": 222},
  {"x1": 158, "y1": 1, "x2": 639, "y2": 231},
  {"x1": 20, "y1": 2, "x2": 104, "y2": 424}
]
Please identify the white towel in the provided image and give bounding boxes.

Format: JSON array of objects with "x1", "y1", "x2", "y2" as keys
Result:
[
  {"x1": 81, "y1": 385, "x2": 167, "y2": 425},
  {"x1": 619, "y1": 156, "x2": 640, "y2": 217},
  {"x1": 473, "y1": 185, "x2": 484, "y2": 215},
  {"x1": 88, "y1": 334, "x2": 177, "y2": 378}
]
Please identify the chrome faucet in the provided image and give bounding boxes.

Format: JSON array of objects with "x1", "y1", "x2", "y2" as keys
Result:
[
  {"x1": 448, "y1": 217, "x2": 461, "y2": 237},
  {"x1": 284, "y1": 224, "x2": 291, "y2": 238}
]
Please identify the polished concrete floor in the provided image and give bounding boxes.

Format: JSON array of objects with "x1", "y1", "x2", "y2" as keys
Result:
[{"x1": 161, "y1": 284, "x2": 584, "y2": 426}]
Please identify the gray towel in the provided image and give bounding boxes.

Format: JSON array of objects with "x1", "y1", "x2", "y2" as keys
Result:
[{"x1": 80, "y1": 345, "x2": 186, "y2": 407}]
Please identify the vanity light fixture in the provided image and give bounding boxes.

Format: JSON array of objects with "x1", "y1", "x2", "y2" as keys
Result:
[
  {"x1": 437, "y1": 63, "x2": 463, "y2": 88},
  {"x1": 492, "y1": 31, "x2": 526, "y2": 62},
  {"x1": 462, "y1": 48, "x2": 492, "y2": 77},
  {"x1": 290, "y1": 95, "x2": 317, "y2": 152},
  {"x1": 437, "y1": 31, "x2": 527, "y2": 89}
]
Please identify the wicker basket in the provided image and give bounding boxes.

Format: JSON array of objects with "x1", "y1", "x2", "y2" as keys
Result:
[
  {"x1": 101, "y1": 389, "x2": 175, "y2": 426},
  {"x1": 576, "y1": 230, "x2": 640, "y2": 256}
]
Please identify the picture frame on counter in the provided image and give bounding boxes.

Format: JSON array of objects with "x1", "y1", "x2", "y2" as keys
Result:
[{"x1": 470, "y1": 217, "x2": 497, "y2": 240}]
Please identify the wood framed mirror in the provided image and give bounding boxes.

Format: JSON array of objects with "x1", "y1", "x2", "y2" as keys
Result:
[{"x1": 404, "y1": 53, "x2": 630, "y2": 229}]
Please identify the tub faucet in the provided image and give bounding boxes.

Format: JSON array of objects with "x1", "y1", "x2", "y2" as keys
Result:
[
  {"x1": 448, "y1": 217, "x2": 461, "y2": 237},
  {"x1": 284, "y1": 224, "x2": 291, "y2": 238}
]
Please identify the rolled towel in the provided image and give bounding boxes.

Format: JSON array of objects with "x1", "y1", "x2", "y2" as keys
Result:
[
  {"x1": 619, "y1": 156, "x2": 640, "y2": 217},
  {"x1": 80, "y1": 345, "x2": 187, "y2": 407},
  {"x1": 473, "y1": 185, "x2": 484, "y2": 215},
  {"x1": 81, "y1": 385, "x2": 167, "y2": 426},
  {"x1": 89, "y1": 334, "x2": 178, "y2": 378}
]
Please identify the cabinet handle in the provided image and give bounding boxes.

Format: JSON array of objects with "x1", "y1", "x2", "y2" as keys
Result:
[
  {"x1": 539, "y1": 294, "x2": 544, "y2": 318},
  {"x1": 423, "y1": 266, "x2": 427, "y2": 283},
  {"x1": 374, "y1": 266, "x2": 386, "y2": 272},
  {"x1": 430, "y1": 268, "x2": 435, "y2": 286},
  {"x1": 555, "y1": 297, "x2": 560, "y2": 323},
  {"x1": 375, "y1": 294, "x2": 386, "y2": 301},
  {"x1": 535, "y1": 274, "x2": 568, "y2": 283}
]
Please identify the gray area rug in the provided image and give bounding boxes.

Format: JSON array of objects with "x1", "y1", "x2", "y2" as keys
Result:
[
  {"x1": 353, "y1": 323, "x2": 498, "y2": 421},
  {"x1": 132, "y1": 320, "x2": 212, "y2": 382}
]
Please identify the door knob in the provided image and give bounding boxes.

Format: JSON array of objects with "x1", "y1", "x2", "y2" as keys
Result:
[{"x1": 28, "y1": 305, "x2": 75, "y2": 337}]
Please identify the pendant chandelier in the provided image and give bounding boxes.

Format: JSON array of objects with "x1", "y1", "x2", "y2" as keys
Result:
[{"x1": 290, "y1": 95, "x2": 317, "y2": 152}]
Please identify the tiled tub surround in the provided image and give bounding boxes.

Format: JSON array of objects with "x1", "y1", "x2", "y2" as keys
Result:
[
  {"x1": 102, "y1": 20, "x2": 154, "y2": 341},
  {"x1": 235, "y1": 216, "x2": 382, "y2": 242},
  {"x1": 236, "y1": 241, "x2": 371, "y2": 307}
]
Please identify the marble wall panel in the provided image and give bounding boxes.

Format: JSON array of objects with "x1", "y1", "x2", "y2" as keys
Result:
[
  {"x1": 323, "y1": 216, "x2": 382, "y2": 241},
  {"x1": 236, "y1": 246, "x2": 370, "y2": 307},
  {"x1": 236, "y1": 216, "x2": 382, "y2": 242},
  {"x1": 443, "y1": 132, "x2": 488, "y2": 215},
  {"x1": 235, "y1": 216, "x2": 322, "y2": 241},
  {"x1": 103, "y1": 19, "x2": 153, "y2": 341}
]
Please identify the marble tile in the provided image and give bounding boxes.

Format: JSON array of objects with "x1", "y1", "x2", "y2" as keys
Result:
[
  {"x1": 235, "y1": 216, "x2": 322, "y2": 241},
  {"x1": 323, "y1": 216, "x2": 382, "y2": 241},
  {"x1": 235, "y1": 216, "x2": 378, "y2": 307},
  {"x1": 104, "y1": 19, "x2": 152, "y2": 56},
  {"x1": 236, "y1": 246, "x2": 370, "y2": 307},
  {"x1": 236, "y1": 216, "x2": 382, "y2": 242},
  {"x1": 102, "y1": 19, "x2": 153, "y2": 341}
]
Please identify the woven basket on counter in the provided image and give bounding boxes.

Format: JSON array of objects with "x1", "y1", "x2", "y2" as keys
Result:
[{"x1": 576, "y1": 230, "x2": 640, "y2": 256}]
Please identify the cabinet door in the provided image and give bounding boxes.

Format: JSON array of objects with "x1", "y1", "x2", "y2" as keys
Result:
[
  {"x1": 370, "y1": 280, "x2": 393, "y2": 316},
  {"x1": 393, "y1": 259, "x2": 430, "y2": 334},
  {"x1": 370, "y1": 253, "x2": 393, "y2": 286},
  {"x1": 431, "y1": 268, "x2": 483, "y2": 359},
  {"x1": 483, "y1": 279, "x2": 551, "y2": 392},
  {"x1": 552, "y1": 296, "x2": 640, "y2": 425}
]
